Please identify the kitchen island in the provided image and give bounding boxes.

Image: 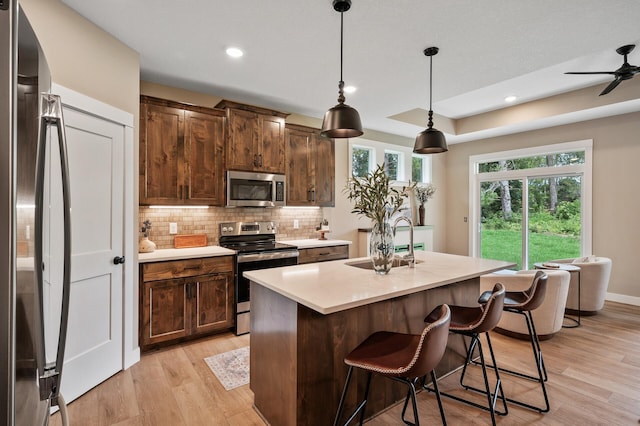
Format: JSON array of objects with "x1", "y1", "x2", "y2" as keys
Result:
[{"x1": 245, "y1": 251, "x2": 514, "y2": 425}]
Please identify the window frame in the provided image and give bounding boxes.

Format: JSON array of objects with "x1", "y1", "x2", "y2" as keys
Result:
[
  {"x1": 348, "y1": 139, "x2": 432, "y2": 185},
  {"x1": 468, "y1": 139, "x2": 593, "y2": 259},
  {"x1": 383, "y1": 149, "x2": 404, "y2": 182}
]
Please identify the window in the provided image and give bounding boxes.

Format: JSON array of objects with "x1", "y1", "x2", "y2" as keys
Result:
[
  {"x1": 349, "y1": 139, "x2": 430, "y2": 183},
  {"x1": 411, "y1": 155, "x2": 431, "y2": 183},
  {"x1": 384, "y1": 150, "x2": 403, "y2": 181},
  {"x1": 351, "y1": 146, "x2": 374, "y2": 178},
  {"x1": 469, "y1": 140, "x2": 593, "y2": 269}
]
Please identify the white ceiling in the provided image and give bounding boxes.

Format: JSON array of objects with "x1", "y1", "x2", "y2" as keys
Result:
[{"x1": 61, "y1": 0, "x2": 640, "y2": 142}]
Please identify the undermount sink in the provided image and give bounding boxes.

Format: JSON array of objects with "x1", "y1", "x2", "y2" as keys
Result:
[{"x1": 346, "y1": 257, "x2": 423, "y2": 270}]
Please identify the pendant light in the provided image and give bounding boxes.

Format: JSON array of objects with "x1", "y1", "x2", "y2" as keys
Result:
[
  {"x1": 321, "y1": 0, "x2": 363, "y2": 139},
  {"x1": 414, "y1": 47, "x2": 448, "y2": 154}
]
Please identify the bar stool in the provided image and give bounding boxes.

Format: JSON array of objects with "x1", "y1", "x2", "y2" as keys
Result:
[
  {"x1": 333, "y1": 304, "x2": 451, "y2": 426},
  {"x1": 423, "y1": 283, "x2": 507, "y2": 426},
  {"x1": 477, "y1": 270, "x2": 550, "y2": 413}
]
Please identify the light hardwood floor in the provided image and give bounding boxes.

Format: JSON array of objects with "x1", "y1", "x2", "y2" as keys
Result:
[{"x1": 50, "y1": 301, "x2": 640, "y2": 425}]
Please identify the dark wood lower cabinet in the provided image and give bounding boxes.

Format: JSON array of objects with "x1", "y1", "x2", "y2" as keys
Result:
[
  {"x1": 140, "y1": 256, "x2": 234, "y2": 351},
  {"x1": 297, "y1": 245, "x2": 349, "y2": 264}
]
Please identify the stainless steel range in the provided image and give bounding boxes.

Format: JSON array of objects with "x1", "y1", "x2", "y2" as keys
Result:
[{"x1": 219, "y1": 221, "x2": 299, "y2": 335}]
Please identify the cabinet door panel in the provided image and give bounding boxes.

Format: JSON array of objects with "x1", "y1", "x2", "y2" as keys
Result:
[
  {"x1": 286, "y1": 129, "x2": 313, "y2": 205},
  {"x1": 140, "y1": 103, "x2": 184, "y2": 204},
  {"x1": 185, "y1": 111, "x2": 225, "y2": 205},
  {"x1": 142, "y1": 278, "x2": 190, "y2": 346},
  {"x1": 260, "y1": 115, "x2": 285, "y2": 173},
  {"x1": 313, "y1": 135, "x2": 335, "y2": 207},
  {"x1": 227, "y1": 109, "x2": 259, "y2": 171},
  {"x1": 193, "y1": 273, "x2": 234, "y2": 335}
]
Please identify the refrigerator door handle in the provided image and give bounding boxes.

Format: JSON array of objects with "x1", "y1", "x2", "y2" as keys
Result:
[{"x1": 35, "y1": 94, "x2": 72, "y2": 406}]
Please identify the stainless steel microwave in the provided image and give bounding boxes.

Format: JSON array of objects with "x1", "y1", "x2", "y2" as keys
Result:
[{"x1": 226, "y1": 170, "x2": 286, "y2": 207}]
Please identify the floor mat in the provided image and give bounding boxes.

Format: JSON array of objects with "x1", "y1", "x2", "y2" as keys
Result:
[{"x1": 204, "y1": 346, "x2": 250, "y2": 390}]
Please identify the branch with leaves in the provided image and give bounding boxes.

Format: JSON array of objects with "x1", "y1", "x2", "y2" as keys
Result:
[
  {"x1": 345, "y1": 163, "x2": 415, "y2": 227},
  {"x1": 415, "y1": 183, "x2": 436, "y2": 206},
  {"x1": 141, "y1": 220, "x2": 152, "y2": 237}
]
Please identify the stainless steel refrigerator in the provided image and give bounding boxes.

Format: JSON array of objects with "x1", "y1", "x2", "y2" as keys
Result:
[{"x1": 1, "y1": 1, "x2": 72, "y2": 425}]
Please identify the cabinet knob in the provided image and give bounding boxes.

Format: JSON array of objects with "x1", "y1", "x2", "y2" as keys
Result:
[{"x1": 113, "y1": 256, "x2": 125, "y2": 265}]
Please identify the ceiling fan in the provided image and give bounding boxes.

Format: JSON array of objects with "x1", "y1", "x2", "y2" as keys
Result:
[{"x1": 565, "y1": 44, "x2": 640, "y2": 96}]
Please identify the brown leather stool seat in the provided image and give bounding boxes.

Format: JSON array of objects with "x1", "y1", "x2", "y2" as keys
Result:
[
  {"x1": 477, "y1": 270, "x2": 550, "y2": 413},
  {"x1": 334, "y1": 305, "x2": 451, "y2": 426},
  {"x1": 424, "y1": 283, "x2": 507, "y2": 426}
]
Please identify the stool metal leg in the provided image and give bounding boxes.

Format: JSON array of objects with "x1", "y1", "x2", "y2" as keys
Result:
[
  {"x1": 426, "y1": 332, "x2": 507, "y2": 426},
  {"x1": 396, "y1": 373, "x2": 447, "y2": 426},
  {"x1": 478, "y1": 309, "x2": 551, "y2": 413},
  {"x1": 430, "y1": 371, "x2": 447, "y2": 426},
  {"x1": 497, "y1": 309, "x2": 550, "y2": 413},
  {"x1": 458, "y1": 333, "x2": 508, "y2": 421},
  {"x1": 334, "y1": 368, "x2": 373, "y2": 426},
  {"x1": 396, "y1": 377, "x2": 420, "y2": 426}
]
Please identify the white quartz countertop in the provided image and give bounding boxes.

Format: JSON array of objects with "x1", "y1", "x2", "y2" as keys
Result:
[
  {"x1": 280, "y1": 239, "x2": 352, "y2": 249},
  {"x1": 244, "y1": 251, "x2": 515, "y2": 315},
  {"x1": 138, "y1": 246, "x2": 235, "y2": 263}
]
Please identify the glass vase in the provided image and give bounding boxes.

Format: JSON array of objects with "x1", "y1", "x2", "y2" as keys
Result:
[{"x1": 369, "y1": 221, "x2": 395, "y2": 275}]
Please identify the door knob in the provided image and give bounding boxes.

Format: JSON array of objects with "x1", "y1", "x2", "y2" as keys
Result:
[{"x1": 113, "y1": 256, "x2": 125, "y2": 265}]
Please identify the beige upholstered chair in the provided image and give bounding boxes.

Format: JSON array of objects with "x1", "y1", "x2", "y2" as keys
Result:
[
  {"x1": 480, "y1": 269, "x2": 570, "y2": 340},
  {"x1": 548, "y1": 256, "x2": 612, "y2": 314}
]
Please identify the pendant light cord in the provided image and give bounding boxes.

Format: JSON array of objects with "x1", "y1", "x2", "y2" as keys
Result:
[
  {"x1": 340, "y1": 11, "x2": 344, "y2": 83},
  {"x1": 337, "y1": 11, "x2": 345, "y2": 103},
  {"x1": 427, "y1": 54, "x2": 434, "y2": 129}
]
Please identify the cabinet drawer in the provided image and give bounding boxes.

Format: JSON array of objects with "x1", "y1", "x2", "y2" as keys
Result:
[
  {"x1": 298, "y1": 245, "x2": 349, "y2": 264},
  {"x1": 142, "y1": 255, "x2": 234, "y2": 281}
]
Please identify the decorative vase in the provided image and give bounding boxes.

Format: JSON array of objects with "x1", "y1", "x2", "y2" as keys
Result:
[
  {"x1": 139, "y1": 236, "x2": 156, "y2": 253},
  {"x1": 369, "y1": 221, "x2": 395, "y2": 275},
  {"x1": 418, "y1": 204, "x2": 425, "y2": 226}
]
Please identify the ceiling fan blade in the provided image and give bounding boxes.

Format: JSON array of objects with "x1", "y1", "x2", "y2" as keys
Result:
[
  {"x1": 565, "y1": 71, "x2": 617, "y2": 75},
  {"x1": 599, "y1": 78, "x2": 622, "y2": 96}
]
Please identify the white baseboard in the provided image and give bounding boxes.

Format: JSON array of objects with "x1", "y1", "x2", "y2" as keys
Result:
[
  {"x1": 606, "y1": 292, "x2": 640, "y2": 307},
  {"x1": 124, "y1": 347, "x2": 141, "y2": 370}
]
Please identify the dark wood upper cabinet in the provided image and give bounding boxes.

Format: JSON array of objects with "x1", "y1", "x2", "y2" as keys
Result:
[
  {"x1": 216, "y1": 100, "x2": 288, "y2": 174},
  {"x1": 140, "y1": 96, "x2": 225, "y2": 205},
  {"x1": 285, "y1": 124, "x2": 335, "y2": 207}
]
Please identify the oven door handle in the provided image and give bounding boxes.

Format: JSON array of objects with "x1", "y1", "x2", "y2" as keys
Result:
[{"x1": 237, "y1": 250, "x2": 300, "y2": 263}]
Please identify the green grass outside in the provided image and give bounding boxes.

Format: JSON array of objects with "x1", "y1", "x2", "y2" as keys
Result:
[{"x1": 481, "y1": 229, "x2": 580, "y2": 270}]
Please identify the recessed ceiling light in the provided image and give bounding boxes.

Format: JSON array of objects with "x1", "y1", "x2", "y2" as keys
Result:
[
  {"x1": 344, "y1": 85, "x2": 356, "y2": 94},
  {"x1": 504, "y1": 95, "x2": 517, "y2": 103},
  {"x1": 226, "y1": 47, "x2": 244, "y2": 58}
]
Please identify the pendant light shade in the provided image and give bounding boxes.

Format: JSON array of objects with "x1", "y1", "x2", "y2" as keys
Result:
[
  {"x1": 321, "y1": 0, "x2": 363, "y2": 139},
  {"x1": 414, "y1": 47, "x2": 448, "y2": 154}
]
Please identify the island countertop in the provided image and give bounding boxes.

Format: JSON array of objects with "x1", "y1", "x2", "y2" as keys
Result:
[{"x1": 244, "y1": 251, "x2": 515, "y2": 315}]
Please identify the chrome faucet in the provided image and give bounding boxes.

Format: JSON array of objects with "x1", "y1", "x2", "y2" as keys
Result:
[{"x1": 392, "y1": 216, "x2": 415, "y2": 268}]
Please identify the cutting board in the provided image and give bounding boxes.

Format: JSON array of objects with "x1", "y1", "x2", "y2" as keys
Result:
[{"x1": 174, "y1": 234, "x2": 207, "y2": 248}]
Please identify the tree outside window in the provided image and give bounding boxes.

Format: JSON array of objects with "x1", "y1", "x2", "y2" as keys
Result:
[
  {"x1": 352, "y1": 147, "x2": 373, "y2": 177},
  {"x1": 412, "y1": 156, "x2": 424, "y2": 182},
  {"x1": 384, "y1": 152, "x2": 400, "y2": 180}
]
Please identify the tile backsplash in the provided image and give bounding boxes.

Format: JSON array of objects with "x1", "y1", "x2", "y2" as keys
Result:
[{"x1": 139, "y1": 207, "x2": 325, "y2": 249}]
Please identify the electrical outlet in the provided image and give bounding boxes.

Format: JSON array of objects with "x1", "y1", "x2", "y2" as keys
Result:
[
  {"x1": 169, "y1": 222, "x2": 178, "y2": 234},
  {"x1": 293, "y1": 220, "x2": 299, "y2": 229}
]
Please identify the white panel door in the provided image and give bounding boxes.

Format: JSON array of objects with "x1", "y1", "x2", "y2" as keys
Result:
[{"x1": 45, "y1": 106, "x2": 124, "y2": 403}]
